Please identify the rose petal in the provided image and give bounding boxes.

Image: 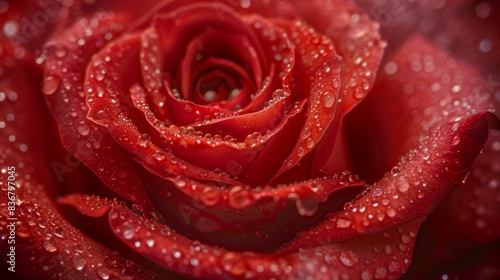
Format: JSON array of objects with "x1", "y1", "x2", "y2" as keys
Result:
[
  {"x1": 0, "y1": 45, "x2": 151, "y2": 279},
  {"x1": 140, "y1": 167, "x2": 364, "y2": 251},
  {"x1": 84, "y1": 29, "x2": 239, "y2": 186},
  {"x1": 42, "y1": 13, "x2": 151, "y2": 209},
  {"x1": 278, "y1": 34, "x2": 499, "y2": 252},
  {"x1": 61, "y1": 194, "x2": 422, "y2": 279},
  {"x1": 403, "y1": 131, "x2": 500, "y2": 279},
  {"x1": 269, "y1": 20, "x2": 344, "y2": 180},
  {"x1": 275, "y1": 0, "x2": 386, "y2": 179},
  {"x1": 347, "y1": 35, "x2": 496, "y2": 181}
]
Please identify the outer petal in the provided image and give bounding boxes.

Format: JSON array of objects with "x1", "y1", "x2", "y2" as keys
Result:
[
  {"x1": 61, "y1": 194, "x2": 422, "y2": 279},
  {"x1": 0, "y1": 44, "x2": 152, "y2": 279},
  {"x1": 342, "y1": 34, "x2": 499, "y2": 276},
  {"x1": 287, "y1": 0, "x2": 386, "y2": 178},
  {"x1": 42, "y1": 13, "x2": 151, "y2": 209}
]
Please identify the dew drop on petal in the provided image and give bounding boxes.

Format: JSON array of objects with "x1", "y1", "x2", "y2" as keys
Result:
[
  {"x1": 297, "y1": 147, "x2": 305, "y2": 157},
  {"x1": 137, "y1": 134, "x2": 150, "y2": 147},
  {"x1": 339, "y1": 249, "x2": 359, "y2": 267},
  {"x1": 451, "y1": 134, "x2": 461, "y2": 145},
  {"x1": 336, "y1": 217, "x2": 353, "y2": 228},
  {"x1": 229, "y1": 186, "x2": 252, "y2": 208},
  {"x1": 42, "y1": 239, "x2": 58, "y2": 252},
  {"x1": 53, "y1": 227, "x2": 64, "y2": 238},
  {"x1": 361, "y1": 270, "x2": 373, "y2": 280},
  {"x1": 374, "y1": 267, "x2": 387, "y2": 279},
  {"x1": 55, "y1": 45, "x2": 68, "y2": 58},
  {"x1": 42, "y1": 76, "x2": 60, "y2": 95},
  {"x1": 395, "y1": 176, "x2": 410, "y2": 192},
  {"x1": 353, "y1": 88, "x2": 365, "y2": 99},
  {"x1": 332, "y1": 78, "x2": 340, "y2": 89},
  {"x1": 386, "y1": 207, "x2": 396, "y2": 218},
  {"x1": 306, "y1": 138, "x2": 315, "y2": 149},
  {"x1": 153, "y1": 151, "x2": 165, "y2": 161},
  {"x1": 322, "y1": 91, "x2": 336, "y2": 108},
  {"x1": 122, "y1": 223, "x2": 135, "y2": 240},
  {"x1": 73, "y1": 254, "x2": 86, "y2": 271},
  {"x1": 390, "y1": 166, "x2": 400, "y2": 176},
  {"x1": 384, "y1": 244, "x2": 395, "y2": 255},
  {"x1": 77, "y1": 122, "x2": 91, "y2": 136},
  {"x1": 96, "y1": 267, "x2": 111, "y2": 280},
  {"x1": 295, "y1": 196, "x2": 319, "y2": 216}
]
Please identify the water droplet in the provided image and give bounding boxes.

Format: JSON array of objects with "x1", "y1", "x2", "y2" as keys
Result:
[
  {"x1": 153, "y1": 151, "x2": 165, "y2": 161},
  {"x1": 55, "y1": 45, "x2": 68, "y2": 58},
  {"x1": 361, "y1": 270, "x2": 373, "y2": 280},
  {"x1": 336, "y1": 217, "x2": 352, "y2": 228},
  {"x1": 401, "y1": 234, "x2": 411, "y2": 244},
  {"x1": 305, "y1": 138, "x2": 315, "y2": 149},
  {"x1": 353, "y1": 88, "x2": 365, "y2": 99},
  {"x1": 384, "y1": 244, "x2": 395, "y2": 255},
  {"x1": 295, "y1": 196, "x2": 319, "y2": 216},
  {"x1": 175, "y1": 179, "x2": 186, "y2": 188},
  {"x1": 386, "y1": 207, "x2": 396, "y2": 218},
  {"x1": 146, "y1": 238, "x2": 155, "y2": 247},
  {"x1": 372, "y1": 187, "x2": 383, "y2": 196},
  {"x1": 451, "y1": 85, "x2": 462, "y2": 93},
  {"x1": 53, "y1": 227, "x2": 64, "y2": 238},
  {"x1": 73, "y1": 254, "x2": 86, "y2": 271},
  {"x1": 200, "y1": 186, "x2": 220, "y2": 206},
  {"x1": 323, "y1": 62, "x2": 331, "y2": 72},
  {"x1": 322, "y1": 91, "x2": 336, "y2": 108},
  {"x1": 190, "y1": 258, "x2": 200, "y2": 266},
  {"x1": 172, "y1": 250, "x2": 181, "y2": 258},
  {"x1": 451, "y1": 135, "x2": 460, "y2": 145},
  {"x1": 43, "y1": 239, "x2": 58, "y2": 252},
  {"x1": 92, "y1": 110, "x2": 108, "y2": 122},
  {"x1": 77, "y1": 122, "x2": 90, "y2": 136},
  {"x1": 297, "y1": 147, "x2": 305, "y2": 157},
  {"x1": 245, "y1": 132, "x2": 261, "y2": 147},
  {"x1": 390, "y1": 166, "x2": 400, "y2": 176},
  {"x1": 395, "y1": 176, "x2": 410, "y2": 192},
  {"x1": 332, "y1": 78, "x2": 340, "y2": 89},
  {"x1": 137, "y1": 134, "x2": 150, "y2": 147},
  {"x1": 122, "y1": 222, "x2": 135, "y2": 240},
  {"x1": 374, "y1": 267, "x2": 387, "y2": 279},
  {"x1": 229, "y1": 186, "x2": 251, "y2": 208},
  {"x1": 41, "y1": 76, "x2": 60, "y2": 95},
  {"x1": 339, "y1": 249, "x2": 359, "y2": 267},
  {"x1": 96, "y1": 267, "x2": 111, "y2": 279}
]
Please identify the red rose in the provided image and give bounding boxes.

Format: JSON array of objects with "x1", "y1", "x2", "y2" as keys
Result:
[{"x1": 1, "y1": 0, "x2": 499, "y2": 279}]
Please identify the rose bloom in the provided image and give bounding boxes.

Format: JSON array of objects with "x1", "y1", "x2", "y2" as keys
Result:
[{"x1": 0, "y1": 0, "x2": 499, "y2": 279}]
